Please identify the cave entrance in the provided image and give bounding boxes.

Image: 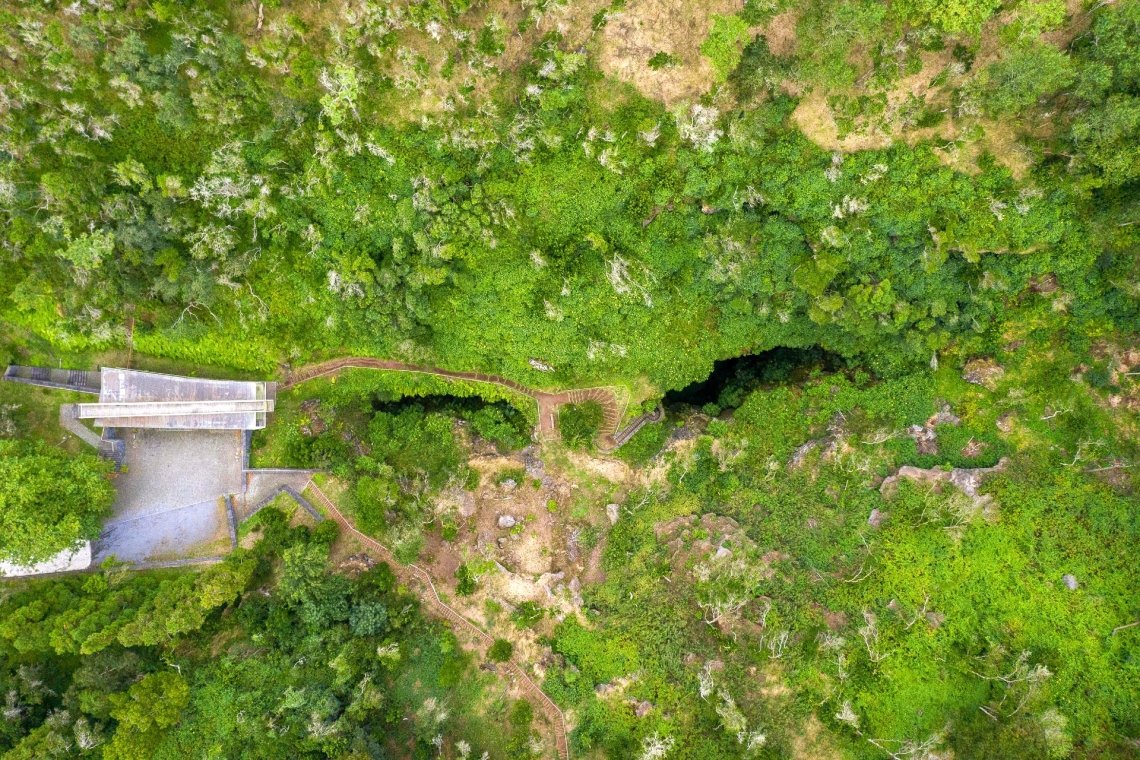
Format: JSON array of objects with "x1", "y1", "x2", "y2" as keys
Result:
[{"x1": 664, "y1": 347, "x2": 843, "y2": 412}]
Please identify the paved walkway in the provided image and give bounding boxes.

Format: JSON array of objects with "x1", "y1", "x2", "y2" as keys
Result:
[
  {"x1": 281, "y1": 358, "x2": 661, "y2": 450},
  {"x1": 305, "y1": 481, "x2": 570, "y2": 760},
  {"x1": 95, "y1": 498, "x2": 229, "y2": 563},
  {"x1": 88, "y1": 429, "x2": 243, "y2": 563}
]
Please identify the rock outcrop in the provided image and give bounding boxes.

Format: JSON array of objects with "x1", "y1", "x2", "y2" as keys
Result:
[{"x1": 880, "y1": 458, "x2": 1008, "y2": 518}]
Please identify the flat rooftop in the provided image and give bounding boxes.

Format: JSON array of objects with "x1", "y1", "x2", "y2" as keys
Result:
[{"x1": 80, "y1": 368, "x2": 275, "y2": 430}]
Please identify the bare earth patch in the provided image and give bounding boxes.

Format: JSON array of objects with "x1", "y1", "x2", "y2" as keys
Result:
[
  {"x1": 789, "y1": 4, "x2": 1089, "y2": 180},
  {"x1": 409, "y1": 444, "x2": 635, "y2": 653},
  {"x1": 793, "y1": 87, "x2": 1033, "y2": 179},
  {"x1": 791, "y1": 714, "x2": 843, "y2": 760},
  {"x1": 599, "y1": 0, "x2": 744, "y2": 105},
  {"x1": 759, "y1": 9, "x2": 799, "y2": 58}
]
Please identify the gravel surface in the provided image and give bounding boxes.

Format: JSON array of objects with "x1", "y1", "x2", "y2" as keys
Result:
[
  {"x1": 95, "y1": 429, "x2": 244, "y2": 562},
  {"x1": 95, "y1": 499, "x2": 229, "y2": 563}
]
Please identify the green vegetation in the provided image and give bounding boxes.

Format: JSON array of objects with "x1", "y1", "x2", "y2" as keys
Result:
[
  {"x1": 559, "y1": 401, "x2": 604, "y2": 448},
  {"x1": 540, "y1": 343, "x2": 1140, "y2": 758},
  {"x1": 0, "y1": 510, "x2": 528, "y2": 758},
  {"x1": 701, "y1": 15, "x2": 753, "y2": 82},
  {"x1": 488, "y1": 639, "x2": 514, "y2": 663},
  {"x1": 512, "y1": 601, "x2": 545, "y2": 629},
  {"x1": 615, "y1": 418, "x2": 673, "y2": 466},
  {"x1": 0, "y1": 0, "x2": 1133, "y2": 390},
  {"x1": 0, "y1": 441, "x2": 114, "y2": 564},
  {"x1": 1, "y1": 0, "x2": 1138, "y2": 757},
  {"x1": 456, "y1": 563, "x2": 478, "y2": 596},
  {"x1": 250, "y1": 372, "x2": 536, "y2": 556}
]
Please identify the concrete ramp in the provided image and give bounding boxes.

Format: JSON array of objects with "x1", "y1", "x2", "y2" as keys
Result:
[
  {"x1": 3, "y1": 365, "x2": 100, "y2": 393},
  {"x1": 240, "y1": 469, "x2": 317, "y2": 520},
  {"x1": 94, "y1": 499, "x2": 229, "y2": 563},
  {"x1": 95, "y1": 368, "x2": 275, "y2": 429}
]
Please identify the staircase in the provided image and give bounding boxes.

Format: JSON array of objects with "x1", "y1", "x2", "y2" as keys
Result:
[
  {"x1": 306, "y1": 481, "x2": 571, "y2": 759},
  {"x1": 59, "y1": 405, "x2": 126, "y2": 470},
  {"x1": 562, "y1": 388, "x2": 623, "y2": 446},
  {"x1": 611, "y1": 405, "x2": 665, "y2": 447},
  {"x1": 4, "y1": 365, "x2": 101, "y2": 394},
  {"x1": 100, "y1": 429, "x2": 126, "y2": 471}
]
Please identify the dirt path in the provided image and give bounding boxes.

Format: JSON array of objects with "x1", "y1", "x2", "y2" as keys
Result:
[
  {"x1": 305, "y1": 480, "x2": 571, "y2": 760},
  {"x1": 281, "y1": 357, "x2": 660, "y2": 450}
]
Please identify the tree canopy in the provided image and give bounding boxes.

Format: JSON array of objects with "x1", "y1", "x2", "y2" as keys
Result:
[{"x1": 0, "y1": 441, "x2": 114, "y2": 565}]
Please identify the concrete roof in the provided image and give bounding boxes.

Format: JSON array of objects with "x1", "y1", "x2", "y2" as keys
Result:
[{"x1": 86, "y1": 368, "x2": 274, "y2": 430}]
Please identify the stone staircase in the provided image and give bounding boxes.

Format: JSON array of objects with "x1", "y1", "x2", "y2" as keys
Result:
[
  {"x1": 4, "y1": 365, "x2": 100, "y2": 393},
  {"x1": 59, "y1": 405, "x2": 126, "y2": 470}
]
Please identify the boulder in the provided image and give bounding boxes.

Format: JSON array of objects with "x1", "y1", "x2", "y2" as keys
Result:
[
  {"x1": 880, "y1": 459, "x2": 1009, "y2": 521},
  {"x1": 907, "y1": 424, "x2": 938, "y2": 455},
  {"x1": 788, "y1": 438, "x2": 819, "y2": 469},
  {"x1": 962, "y1": 358, "x2": 1005, "y2": 390},
  {"x1": 497, "y1": 514, "x2": 517, "y2": 529},
  {"x1": 928, "y1": 405, "x2": 961, "y2": 427},
  {"x1": 606, "y1": 502, "x2": 620, "y2": 525},
  {"x1": 867, "y1": 509, "x2": 886, "y2": 528},
  {"x1": 1062, "y1": 574, "x2": 1079, "y2": 591},
  {"x1": 596, "y1": 682, "x2": 619, "y2": 697}
]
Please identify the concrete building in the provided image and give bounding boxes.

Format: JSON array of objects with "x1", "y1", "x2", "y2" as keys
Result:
[{"x1": 2, "y1": 365, "x2": 309, "y2": 574}]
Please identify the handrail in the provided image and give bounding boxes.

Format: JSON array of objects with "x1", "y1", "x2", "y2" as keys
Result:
[
  {"x1": 304, "y1": 481, "x2": 570, "y2": 758},
  {"x1": 281, "y1": 357, "x2": 640, "y2": 452}
]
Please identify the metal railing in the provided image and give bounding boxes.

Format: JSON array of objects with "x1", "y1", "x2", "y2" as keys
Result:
[{"x1": 305, "y1": 481, "x2": 571, "y2": 759}]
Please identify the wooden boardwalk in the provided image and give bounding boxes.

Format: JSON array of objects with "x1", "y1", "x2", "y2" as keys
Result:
[
  {"x1": 281, "y1": 357, "x2": 660, "y2": 451},
  {"x1": 305, "y1": 481, "x2": 570, "y2": 760}
]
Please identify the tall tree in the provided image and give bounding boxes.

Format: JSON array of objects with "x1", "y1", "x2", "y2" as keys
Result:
[{"x1": 0, "y1": 441, "x2": 114, "y2": 565}]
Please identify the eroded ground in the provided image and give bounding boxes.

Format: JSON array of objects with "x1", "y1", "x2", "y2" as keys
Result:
[
  {"x1": 414, "y1": 443, "x2": 632, "y2": 670},
  {"x1": 599, "y1": 0, "x2": 744, "y2": 104}
]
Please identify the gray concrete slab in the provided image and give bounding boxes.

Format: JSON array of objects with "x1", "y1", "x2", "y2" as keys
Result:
[
  {"x1": 111, "y1": 429, "x2": 244, "y2": 522},
  {"x1": 239, "y1": 469, "x2": 317, "y2": 520},
  {"x1": 98, "y1": 368, "x2": 268, "y2": 429},
  {"x1": 91, "y1": 429, "x2": 243, "y2": 563},
  {"x1": 95, "y1": 499, "x2": 230, "y2": 563}
]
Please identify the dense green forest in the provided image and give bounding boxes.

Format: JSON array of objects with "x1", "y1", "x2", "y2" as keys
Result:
[
  {"x1": 1, "y1": 0, "x2": 1138, "y2": 757},
  {"x1": 1, "y1": 0, "x2": 1136, "y2": 386}
]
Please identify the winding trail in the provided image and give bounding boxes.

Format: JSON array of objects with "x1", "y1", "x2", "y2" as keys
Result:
[
  {"x1": 281, "y1": 358, "x2": 661, "y2": 450},
  {"x1": 305, "y1": 480, "x2": 570, "y2": 760},
  {"x1": 282, "y1": 360, "x2": 668, "y2": 756}
]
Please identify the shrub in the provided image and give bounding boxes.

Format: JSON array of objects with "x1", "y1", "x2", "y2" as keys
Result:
[
  {"x1": 488, "y1": 638, "x2": 514, "y2": 662},
  {"x1": 559, "y1": 402, "x2": 603, "y2": 448},
  {"x1": 0, "y1": 440, "x2": 114, "y2": 564},
  {"x1": 701, "y1": 14, "x2": 752, "y2": 82},
  {"x1": 456, "y1": 563, "x2": 477, "y2": 596},
  {"x1": 512, "y1": 601, "x2": 545, "y2": 629}
]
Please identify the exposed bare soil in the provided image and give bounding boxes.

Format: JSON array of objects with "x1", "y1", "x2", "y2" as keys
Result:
[
  {"x1": 599, "y1": 0, "x2": 744, "y2": 104},
  {"x1": 760, "y1": 9, "x2": 799, "y2": 58},
  {"x1": 791, "y1": 3, "x2": 1091, "y2": 178}
]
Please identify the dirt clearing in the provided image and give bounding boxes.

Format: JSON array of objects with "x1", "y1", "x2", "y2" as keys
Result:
[{"x1": 600, "y1": 0, "x2": 744, "y2": 104}]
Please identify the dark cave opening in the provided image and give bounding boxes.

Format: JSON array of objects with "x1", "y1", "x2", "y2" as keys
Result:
[{"x1": 663, "y1": 347, "x2": 843, "y2": 412}]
